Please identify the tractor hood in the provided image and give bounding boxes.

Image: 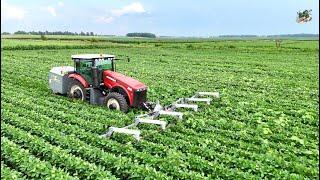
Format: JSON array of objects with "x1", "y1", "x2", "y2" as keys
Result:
[{"x1": 103, "y1": 70, "x2": 147, "y2": 90}]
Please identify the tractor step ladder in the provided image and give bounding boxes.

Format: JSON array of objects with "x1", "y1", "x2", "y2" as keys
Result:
[{"x1": 100, "y1": 91, "x2": 220, "y2": 141}]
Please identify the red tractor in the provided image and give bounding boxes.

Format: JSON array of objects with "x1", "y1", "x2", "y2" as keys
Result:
[{"x1": 49, "y1": 54, "x2": 149, "y2": 112}]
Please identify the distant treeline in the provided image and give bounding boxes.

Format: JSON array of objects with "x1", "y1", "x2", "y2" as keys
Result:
[
  {"x1": 2, "y1": 31, "x2": 96, "y2": 36},
  {"x1": 218, "y1": 34, "x2": 318, "y2": 38},
  {"x1": 219, "y1": 35, "x2": 258, "y2": 38},
  {"x1": 2, "y1": 31, "x2": 318, "y2": 39},
  {"x1": 126, "y1": 32, "x2": 156, "y2": 38},
  {"x1": 266, "y1": 34, "x2": 319, "y2": 38}
]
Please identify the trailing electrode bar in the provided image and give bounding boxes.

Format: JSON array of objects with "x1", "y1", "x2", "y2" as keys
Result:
[
  {"x1": 158, "y1": 110, "x2": 183, "y2": 119},
  {"x1": 185, "y1": 97, "x2": 212, "y2": 105},
  {"x1": 135, "y1": 118, "x2": 167, "y2": 130},
  {"x1": 172, "y1": 103, "x2": 198, "y2": 111},
  {"x1": 101, "y1": 127, "x2": 141, "y2": 141}
]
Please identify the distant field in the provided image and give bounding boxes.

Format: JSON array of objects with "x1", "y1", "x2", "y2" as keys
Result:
[
  {"x1": 2, "y1": 34, "x2": 319, "y2": 42},
  {"x1": 2, "y1": 35, "x2": 318, "y2": 51},
  {"x1": 1, "y1": 36, "x2": 319, "y2": 179}
]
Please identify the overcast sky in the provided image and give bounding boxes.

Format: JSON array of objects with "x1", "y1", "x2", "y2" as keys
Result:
[{"x1": 1, "y1": 0, "x2": 319, "y2": 36}]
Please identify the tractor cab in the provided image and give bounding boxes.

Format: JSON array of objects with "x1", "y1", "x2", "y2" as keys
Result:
[{"x1": 71, "y1": 54, "x2": 115, "y2": 85}]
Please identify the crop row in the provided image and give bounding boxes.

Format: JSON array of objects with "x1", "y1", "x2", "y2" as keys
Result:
[
  {"x1": 3, "y1": 56, "x2": 317, "y2": 126},
  {"x1": 1, "y1": 77, "x2": 131, "y2": 126},
  {"x1": 1, "y1": 137, "x2": 76, "y2": 179},
  {"x1": 1, "y1": 44, "x2": 131, "y2": 51},
  {"x1": 1, "y1": 106, "x2": 179, "y2": 180},
  {"x1": 1, "y1": 122, "x2": 116, "y2": 179},
  {"x1": 2, "y1": 58, "x2": 315, "y2": 138},
  {"x1": 2, "y1": 39, "x2": 318, "y2": 179},
  {"x1": 13, "y1": 98, "x2": 267, "y2": 179},
  {"x1": 1, "y1": 81, "x2": 316, "y2": 160},
  {"x1": 1, "y1": 161, "x2": 25, "y2": 180},
  {"x1": 1, "y1": 74, "x2": 318, "y2": 136},
  {"x1": 2, "y1": 102, "x2": 217, "y2": 179},
  {"x1": 2, "y1": 82, "x2": 317, "y2": 161},
  {"x1": 2, "y1": 96, "x2": 315, "y2": 179},
  {"x1": 3, "y1": 52, "x2": 315, "y2": 95},
  {"x1": 2, "y1": 79, "x2": 316, "y2": 152},
  {"x1": 3, "y1": 38, "x2": 317, "y2": 53}
]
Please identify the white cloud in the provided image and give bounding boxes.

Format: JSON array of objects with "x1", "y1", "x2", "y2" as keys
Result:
[
  {"x1": 58, "y1": 1, "x2": 64, "y2": 7},
  {"x1": 96, "y1": 16, "x2": 114, "y2": 23},
  {"x1": 1, "y1": 0, "x2": 26, "y2": 21},
  {"x1": 43, "y1": 2, "x2": 64, "y2": 17},
  {"x1": 111, "y1": 2, "x2": 146, "y2": 17},
  {"x1": 96, "y1": 2, "x2": 146, "y2": 24},
  {"x1": 47, "y1": 6, "x2": 57, "y2": 16}
]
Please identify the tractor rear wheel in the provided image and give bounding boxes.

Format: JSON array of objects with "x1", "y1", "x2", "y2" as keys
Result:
[
  {"x1": 105, "y1": 92, "x2": 129, "y2": 113},
  {"x1": 67, "y1": 79, "x2": 85, "y2": 101}
]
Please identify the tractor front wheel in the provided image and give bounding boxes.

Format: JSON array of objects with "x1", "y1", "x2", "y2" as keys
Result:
[
  {"x1": 105, "y1": 92, "x2": 129, "y2": 113},
  {"x1": 67, "y1": 79, "x2": 85, "y2": 101}
]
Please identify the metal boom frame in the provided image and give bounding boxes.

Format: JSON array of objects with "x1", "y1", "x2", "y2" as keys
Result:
[{"x1": 100, "y1": 91, "x2": 220, "y2": 141}]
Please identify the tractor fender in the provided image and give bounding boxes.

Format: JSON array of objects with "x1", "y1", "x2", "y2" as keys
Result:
[
  {"x1": 68, "y1": 73, "x2": 89, "y2": 88},
  {"x1": 110, "y1": 85, "x2": 133, "y2": 106}
]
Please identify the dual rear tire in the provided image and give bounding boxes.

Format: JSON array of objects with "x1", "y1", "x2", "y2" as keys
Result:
[{"x1": 67, "y1": 79, "x2": 128, "y2": 112}]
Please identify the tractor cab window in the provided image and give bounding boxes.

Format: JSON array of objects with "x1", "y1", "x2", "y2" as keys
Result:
[
  {"x1": 74, "y1": 59, "x2": 92, "y2": 71},
  {"x1": 79, "y1": 60, "x2": 92, "y2": 69},
  {"x1": 95, "y1": 58, "x2": 112, "y2": 70},
  {"x1": 75, "y1": 59, "x2": 93, "y2": 84}
]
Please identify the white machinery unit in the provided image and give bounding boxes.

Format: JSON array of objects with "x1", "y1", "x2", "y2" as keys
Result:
[{"x1": 48, "y1": 66, "x2": 75, "y2": 94}]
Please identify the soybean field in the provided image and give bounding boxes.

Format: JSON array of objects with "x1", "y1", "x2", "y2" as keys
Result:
[{"x1": 1, "y1": 36, "x2": 319, "y2": 179}]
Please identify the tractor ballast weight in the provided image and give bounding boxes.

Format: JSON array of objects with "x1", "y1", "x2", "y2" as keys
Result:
[{"x1": 49, "y1": 54, "x2": 148, "y2": 112}]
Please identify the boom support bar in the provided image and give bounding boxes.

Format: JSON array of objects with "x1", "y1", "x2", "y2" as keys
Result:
[
  {"x1": 173, "y1": 103, "x2": 198, "y2": 111},
  {"x1": 159, "y1": 110, "x2": 183, "y2": 119},
  {"x1": 197, "y1": 92, "x2": 220, "y2": 98},
  {"x1": 100, "y1": 127, "x2": 141, "y2": 141},
  {"x1": 135, "y1": 118, "x2": 167, "y2": 130}
]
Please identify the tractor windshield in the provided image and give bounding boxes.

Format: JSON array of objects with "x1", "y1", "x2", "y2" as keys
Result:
[{"x1": 95, "y1": 58, "x2": 112, "y2": 70}]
